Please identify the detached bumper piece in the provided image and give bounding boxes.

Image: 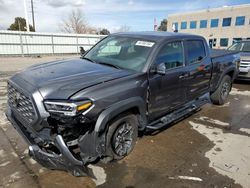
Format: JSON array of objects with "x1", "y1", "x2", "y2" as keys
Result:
[{"x1": 29, "y1": 135, "x2": 89, "y2": 177}]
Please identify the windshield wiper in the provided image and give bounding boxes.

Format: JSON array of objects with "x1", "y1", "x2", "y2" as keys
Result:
[
  {"x1": 98, "y1": 62, "x2": 121, "y2": 69},
  {"x1": 81, "y1": 57, "x2": 97, "y2": 64},
  {"x1": 82, "y1": 57, "x2": 121, "y2": 69}
]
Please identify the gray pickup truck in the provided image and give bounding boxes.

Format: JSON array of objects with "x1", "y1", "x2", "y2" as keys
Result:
[
  {"x1": 6, "y1": 32, "x2": 239, "y2": 176},
  {"x1": 227, "y1": 40, "x2": 250, "y2": 80}
]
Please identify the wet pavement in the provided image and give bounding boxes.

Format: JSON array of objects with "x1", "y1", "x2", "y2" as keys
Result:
[{"x1": 0, "y1": 57, "x2": 249, "y2": 188}]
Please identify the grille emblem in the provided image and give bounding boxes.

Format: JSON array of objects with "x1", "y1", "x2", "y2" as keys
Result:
[{"x1": 13, "y1": 92, "x2": 21, "y2": 107}]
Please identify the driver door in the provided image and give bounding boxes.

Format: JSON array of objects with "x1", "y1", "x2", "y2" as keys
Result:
[{"x1": 148, "y1": 41, "x2": 187, "y2": 121}]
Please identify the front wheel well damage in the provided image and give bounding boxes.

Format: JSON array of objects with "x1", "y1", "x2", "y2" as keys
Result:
[
  {"x1": 226, "y1": 70, "x2": 235, "y2": 80},
  {"x1": 106, "y1": 106, "x2": 144, "y2": 131}
]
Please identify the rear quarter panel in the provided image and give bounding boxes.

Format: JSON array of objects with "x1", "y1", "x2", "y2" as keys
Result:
[{"x1": 210, "y1": 53, "x2": 240, "y2": 92}]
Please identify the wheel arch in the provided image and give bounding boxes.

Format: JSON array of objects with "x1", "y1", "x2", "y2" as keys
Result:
[
  {"x1": 212, "y1": 67, "x2": 236, "y2": 93},
  {"x1": 94, "y1": 97, "x2": 147, "y2": 133}
]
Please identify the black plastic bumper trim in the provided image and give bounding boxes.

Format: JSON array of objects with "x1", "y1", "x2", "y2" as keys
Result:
[{"x1": 28, "y1": 135, "x2": 89, "y2": 177}]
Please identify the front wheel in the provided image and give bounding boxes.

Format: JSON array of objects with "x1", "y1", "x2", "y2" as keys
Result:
[
  {"x1": 103, "y1": 114, "x2": 138, "y2": 162},
  {"x1": 210, "y1": 75, "x2": 232, "y2": 105}
]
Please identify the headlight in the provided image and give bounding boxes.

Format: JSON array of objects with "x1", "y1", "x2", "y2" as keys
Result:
[{"x1": 44, "y1": 100, "x2": 93, "y2": 116}]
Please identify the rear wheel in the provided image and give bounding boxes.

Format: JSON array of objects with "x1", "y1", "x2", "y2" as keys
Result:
[
  {"x1": 210, "y1": 75, "x2": 232, "y2": 105},
  {"x1": 103, "y1": 114, "x2": 138, "y2": 162}
]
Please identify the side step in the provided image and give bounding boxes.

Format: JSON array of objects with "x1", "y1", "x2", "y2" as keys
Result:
[{"x1": 146, "y1": 93, "x2": 210, "y2": 130}]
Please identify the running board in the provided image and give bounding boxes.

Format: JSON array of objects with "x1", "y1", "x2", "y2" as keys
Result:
[{"x1": 146, "y1": 93, "x2": 210, "y2": 130}]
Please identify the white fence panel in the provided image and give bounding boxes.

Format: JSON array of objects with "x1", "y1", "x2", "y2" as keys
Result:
[{"x1": 0, "y1": 30, "x2": 105, "y2": 56}]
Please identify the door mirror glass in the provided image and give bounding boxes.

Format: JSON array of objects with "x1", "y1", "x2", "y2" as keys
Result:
[{"x1": 156, "y1": 63, "x2": 166, "y2": 75}]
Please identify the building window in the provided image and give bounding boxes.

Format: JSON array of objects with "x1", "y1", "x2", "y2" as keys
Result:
[
  {"x1": 181, "y1": 22, "x2": 187, "y2": 29},
  {"x1": 220, "y1": 38, "x2": 229, "y2": 47},
  {"x1": 200, "y1": 20, "x2": 207, "y2": 28},
  {"x1": 209, "y1": 39, "x2": 217, "y2": 48},
  {"x1": 211, "y1": 19, "x2": 219, "y2": 28},
  {"x1": 233, "y1": 38, "x2": 242, "y2": 44},
  {"x1": 235, "y1": 16, "x2": 245, "y2": 26},
  {"x1": 190, "y1": 21, "x2": 197, "y2": 29},
  {"x1": 213, "y1": 39, "x2": 217, "y2": 47},
  {"x1": 173, "y1": 22, "x2": 178, "y2": 30},
  {"x1": 222, "y1": 17, "x2": 232, "y2": 27}
]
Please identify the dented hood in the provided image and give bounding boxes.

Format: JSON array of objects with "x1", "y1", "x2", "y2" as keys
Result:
[{"x1": 13, "y1": 58, "x2": 133, "y2": 99}]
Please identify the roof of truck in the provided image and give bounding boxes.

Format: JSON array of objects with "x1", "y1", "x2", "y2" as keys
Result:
[{"x1": 111, "y1": 31, "x2": 203, "y2": 42}]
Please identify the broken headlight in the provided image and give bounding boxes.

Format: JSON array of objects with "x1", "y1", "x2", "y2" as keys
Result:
[{"x1": 44, "y1": 100, "x2": 93, "y2": 116}]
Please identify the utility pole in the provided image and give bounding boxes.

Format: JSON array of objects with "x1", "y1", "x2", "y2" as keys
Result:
[
  {"x1": 31, "y1": 0, "x2": 35, "y2": 31},
  {"x1": 23, "y1": 0, "x2": 30, "y2": 32}
]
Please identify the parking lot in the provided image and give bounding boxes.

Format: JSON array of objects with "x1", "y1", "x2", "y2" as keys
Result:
[{"x1": 0, "y1": 56, "x2": 249, "y2": 188}]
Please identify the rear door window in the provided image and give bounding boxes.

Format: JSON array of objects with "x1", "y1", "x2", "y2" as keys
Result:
[{"x1": 185, "y1": 40, "x2": 206, "y2": 64}]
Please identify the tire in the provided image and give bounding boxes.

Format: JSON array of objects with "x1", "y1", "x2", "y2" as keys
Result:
[
  {"x1": 103, "y1": 114, "x2": 138, "y2": 162},
  {"x1": 210, "y1": 75, "x2": 232, "y2": 105}
]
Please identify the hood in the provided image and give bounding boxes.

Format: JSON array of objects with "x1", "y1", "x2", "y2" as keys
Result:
[
  {"x1": 14, "y1": 58, "x2": 133, "y2": 99},
  {"x1": 239, "y1": 52, "x2": 250, "y2": 61}
]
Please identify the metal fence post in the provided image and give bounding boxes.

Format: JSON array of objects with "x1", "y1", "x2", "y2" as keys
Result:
[
  {"x1": 51, "y1": 34, "x2": 54, "y2": 55},
  {"x1": 76, "y1": 35, "x2": 79, "y2": 55},
  {"x1": 19, "y1": 31, "x2": 24, "y2": 57}
]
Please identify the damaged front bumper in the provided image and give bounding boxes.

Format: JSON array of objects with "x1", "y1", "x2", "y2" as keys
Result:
[
  {"x1": 28, "y1": 135, "x2": 89, "y2": 177},
  {"x1": 6, "y1": 107, "x2": 92, "y2": 177}
]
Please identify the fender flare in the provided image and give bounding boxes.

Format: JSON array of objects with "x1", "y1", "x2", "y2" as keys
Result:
[
  {"x1": 94, "y1": 97, "x2": 147, "y2": 133},
  {"x1": 212, "y1": 66, "x2": 236, "y2": 92}
]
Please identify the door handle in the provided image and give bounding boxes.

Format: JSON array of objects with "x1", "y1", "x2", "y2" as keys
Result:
[
  {"x1": 179, "y1": 74, "x2": 189, "y2": 79},
  {"x1": 198, "y1": 64, "x2": 210, "y2": 71}
]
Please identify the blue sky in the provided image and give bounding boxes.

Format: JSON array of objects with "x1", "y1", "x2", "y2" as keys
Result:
[{"x1": 1, "y1": 0, "x2": 250, "y2": 32}]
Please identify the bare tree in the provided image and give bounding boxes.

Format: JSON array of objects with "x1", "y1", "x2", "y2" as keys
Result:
[{"x1": 60, "y1": 9, "x2": 96, "y2": 34}]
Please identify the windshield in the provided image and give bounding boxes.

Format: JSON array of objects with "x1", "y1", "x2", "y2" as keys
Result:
[
  {"x1": 228, "y1": 41, "x2": 250, "y2": 52},
  {"x1": 85, "y1": 36, "x2": 155, "y2": 71}
]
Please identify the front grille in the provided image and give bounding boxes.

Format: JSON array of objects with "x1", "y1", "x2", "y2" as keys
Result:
[
  {"x1": 7, "y1": 83, "x2": 35, "y2": 123},
  {"x1": 240, "y1": 60, "x2": 250, "y2": 69}
]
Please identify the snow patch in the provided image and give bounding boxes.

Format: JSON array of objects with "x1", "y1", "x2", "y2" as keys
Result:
[
  {"x1": 88, "y1": 165, "x2": 107, "y2": 186},
  {"x1": 0, "y1": 149, "x2": 6, "y2": 158},
  {"x1": 10, "y1": 171, "x2": 21, "y2": 180},
  {"x1": 189, "y1": 121, "x2": 250, "y2": 188},
  {"x1": 239, "y1": 128, "x2": 250, "y2": 135},
  {"x1": 11, "y1": 152, "x2": 18, "y2": 158},
  {"x1": 230, "y1": 88, "x2": 250, "y2": 96},
  {"x1": 196, "y1": 116, "x2": 230, "y2": 127},
  {"x1": 244, "y1": 104, "x2": 250, "y2": 109},
  {"x1": 0, "y1": 161, "x2": 10, "y2": 167},
  {"x1": 169, "y1": 176, "x2": 203, "y2": 182},
  {"x1": 29, "y1": 158, "x2": 37, "y2": 165},
  {"x1": 39, "y1": 168, "x2": 46, "y2": 174}
]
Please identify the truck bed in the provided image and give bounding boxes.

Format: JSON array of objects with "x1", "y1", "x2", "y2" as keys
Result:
[{"x1": 210, "y1": 49, "x2": 238, "y2": 58}]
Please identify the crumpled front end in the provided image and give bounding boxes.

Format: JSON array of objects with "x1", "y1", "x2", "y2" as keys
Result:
[{"x1": 5, "y1": 79, "x2": 103, "y2": 177}]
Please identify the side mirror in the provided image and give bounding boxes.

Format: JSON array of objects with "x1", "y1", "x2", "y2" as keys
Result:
[
  {"x1": 156, "y1": 63, "x2": 166, "y2": 75},
  {"x1": 79, "y1": 47, "x2": 88, "y2": 57}
]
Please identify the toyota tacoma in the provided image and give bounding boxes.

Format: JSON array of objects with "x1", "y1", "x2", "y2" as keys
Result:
[{"x1": 6, "y1": 32, "x2": 239, "y2": 176}]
